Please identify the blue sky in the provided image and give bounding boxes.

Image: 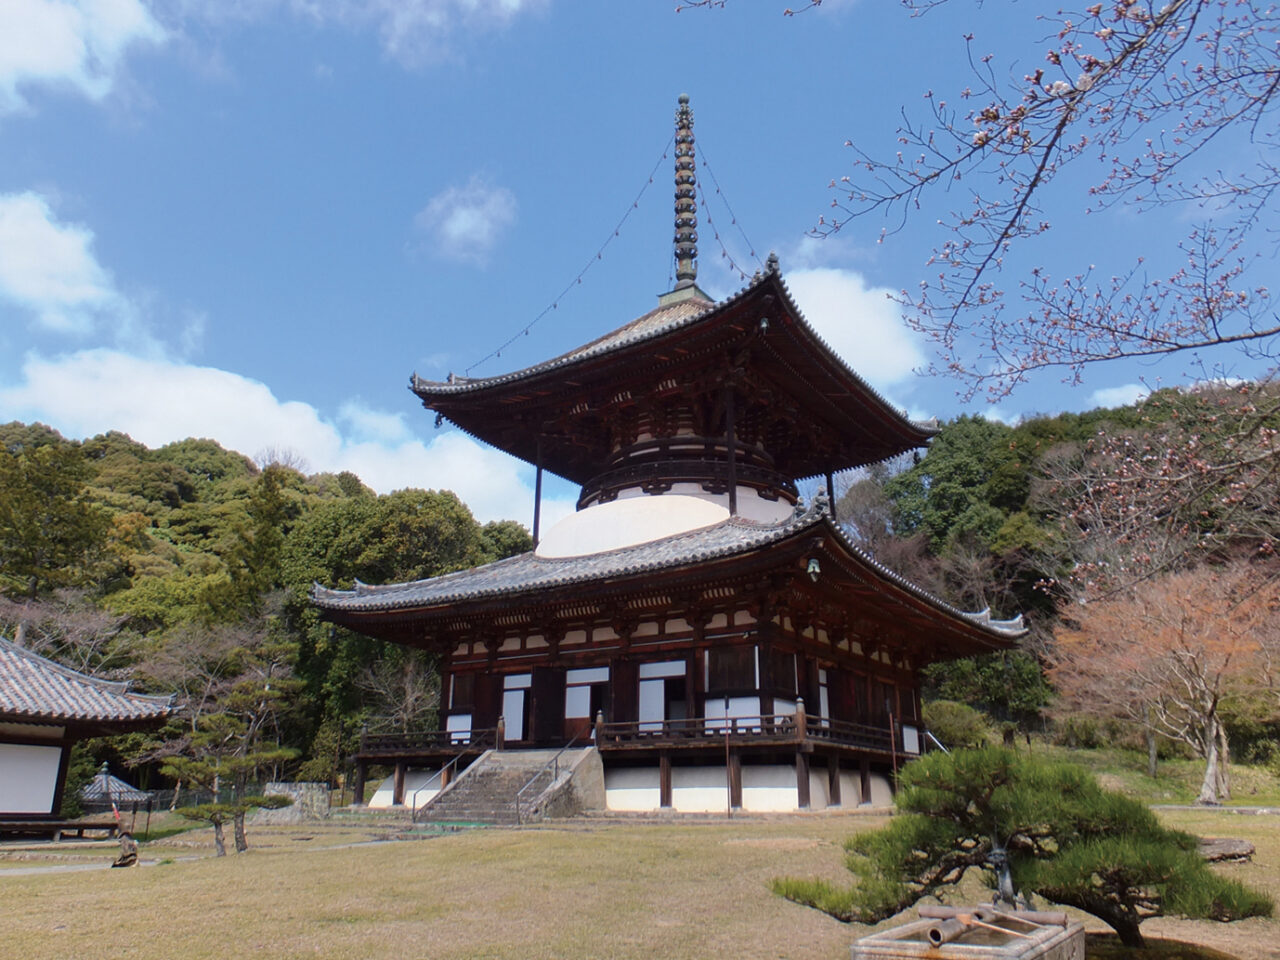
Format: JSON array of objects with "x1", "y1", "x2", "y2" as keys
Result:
[{"x1": 0, "y1": 0, "x2": 1218, "y2": 527}]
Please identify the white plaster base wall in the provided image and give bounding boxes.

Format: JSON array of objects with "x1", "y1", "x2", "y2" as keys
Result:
[
  {"x1": 605, "y1": 766, "x2": 660, "y2": 811},
  {"x1": 0, "y1": 742, "x2": 61, "y2": 815},
  {"x1": 604, "y1": 764, "x2": 895, "y2": 813},
  {"x1": 368, "y1": 768, "x2": 441, "y2": 809}
]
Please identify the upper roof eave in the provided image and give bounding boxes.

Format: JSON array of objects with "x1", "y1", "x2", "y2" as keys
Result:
[{"x1": 410, "y1": 268, "x2": 938, "y2": 442}]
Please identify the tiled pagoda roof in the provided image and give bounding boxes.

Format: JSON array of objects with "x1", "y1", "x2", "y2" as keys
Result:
[
  {"x1": 312, "y1": 502, "x2": 1025, "y2": 644},
  {"x1": 410, "y1": 269, "x2": 938, "y2": 482},
  {"x1": 0, "y1": 638, "x2": 174, "y2": 727}
]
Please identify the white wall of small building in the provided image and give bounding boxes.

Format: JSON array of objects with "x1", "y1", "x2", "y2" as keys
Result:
[{"x1": 0, "y1": 742, "x2": 62, "y2": 815}]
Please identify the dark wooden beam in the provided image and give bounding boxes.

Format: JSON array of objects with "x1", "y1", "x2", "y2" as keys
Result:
[
  {"x1": 796, "y1": 750, "x2": 811, "y2": 809},
  {"x1": 728, "y1": 750, "x2": 742, "y2": 809},
  {"x1": 725, "y1": 382, "x2": 738, "y2": 516}
]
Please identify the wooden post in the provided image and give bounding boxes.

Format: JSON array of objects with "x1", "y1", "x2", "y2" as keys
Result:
[
  {"x1": 659, "y1": 751, "x2": 672, "y2": 808},
  {"x1": 392, "y1": 761, "x2": 406, "y2": 806},
  {"x1": 889, "y1": 711, "x2": 898, "y2": 779},
  {"x1": 496, "y1": 716, "x2": 506, "y2": 751},
  {"x1": 351, "y1": 759, "x2": 367, "y2": 806},
  {"x1": 859, "y1": 757, "x2": 872, "y2": 805},
  {"x1": 796, "y1": 750, "x2": 811, "y2": 809},
  {"x1": 725, "y1": 383, "x2": 738, "y2": 516},
  {"x1": 594, "y1": 710, "x2": 605, "y2": 744},
  {"x1": 795, "y1": 696, "x2": 807, "y2": 743},
  {"x1": 728, "y1": 750, "x2": 742, "y2": 810},
  {"x1": 828, "y1": 756, "x2": 842, "y2": 807}
]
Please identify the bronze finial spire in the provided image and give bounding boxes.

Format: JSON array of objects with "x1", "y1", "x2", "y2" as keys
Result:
[{"x1": 673, "y1": 93, "x2": 698, "y2": 288}]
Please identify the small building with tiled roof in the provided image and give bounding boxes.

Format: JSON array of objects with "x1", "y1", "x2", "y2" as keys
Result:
[
  {"x1": 313, "y1": 96, "x2": 1025, "y2": 814},
  {"x1": 0, "y1": 637, "x2": 172, "y2": 821}
]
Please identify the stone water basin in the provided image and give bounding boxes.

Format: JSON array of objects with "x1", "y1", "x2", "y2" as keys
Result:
[{"x1": 851, "y1": 907, "x2": 1086, "y2": 960}]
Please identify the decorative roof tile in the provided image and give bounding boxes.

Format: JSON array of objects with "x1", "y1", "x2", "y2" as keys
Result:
[{"x1": 0, "y1": 638, "x2": 174, "y2": 726}]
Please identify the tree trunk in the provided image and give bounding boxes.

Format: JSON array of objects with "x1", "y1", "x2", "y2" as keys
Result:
[
  {"x1": 212, "y1": 819, "x2": 226, "y2": 857},
  {"x1": 1215, "y1": 723, "x2": 1231, "y2": 802},
  {"x1": 1197, "y1": 720, "x2": 1221, "y2": 805},
  {"x1": 233, "y1": 810, "x2": 248, "y2": 853},
  {"x1": 1111, "y1": 914, "x2": 1146, "y2": 949},
  {"x1": 1144, "y1": 705, "x2": 1157, "y2": 779}
]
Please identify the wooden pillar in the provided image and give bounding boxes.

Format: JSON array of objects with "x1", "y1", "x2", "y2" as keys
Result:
[
  {"x1": 351, "y1": 759, "x2": 367, "y2": 806},
  {"x1": 728, "y1": 750, "x2": 743, "y2": 809},
  {"x1": 828, "y1": 756, "x2": 842, "y2": 807},
  {"x1": 594, "y1": 710, "x2": 605, "y2": 743},
  {"x1": 496, "y1": 715, "x2": 506, "y2": 751},
  {"x1": 795, "y1": 696, "x2": 807, "y2": 742},
  {"x1": 725, "y1": 383, "x2": 738, "y2": 516},
  {"x1": 441, "y1": 764, "x2": 452, "y2": 789},
  {"x1": 659, "y1": 752, "x2": 673, "y2": 808},
  {"x1": 796, "y1": 750, "x2": 811, "y2": 810},
  {"x1": 392, "y1": 761, "x2": 406, "y2": 806},
  {"x1": 859, "y1": 757, "x2": 872, "y2": 805},
  {"x1": 757, "y1": 641, "x2": 774, "y2": 719}
]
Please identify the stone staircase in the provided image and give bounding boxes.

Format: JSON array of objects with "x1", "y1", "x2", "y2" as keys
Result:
[{"x1": 417, "y1": 748, "x2": 600, "y2": 826}]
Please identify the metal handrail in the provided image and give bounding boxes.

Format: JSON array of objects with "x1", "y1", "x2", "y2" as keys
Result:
[
  {"x1": 410, "y1": 754, "x2": 464, "y2": 820},
  {"x1": 513, "y1": 736, "x2": 581, "y2": 825},
  {"x1": 924, "y1": 729, "x2": 950, "y2": 754}
]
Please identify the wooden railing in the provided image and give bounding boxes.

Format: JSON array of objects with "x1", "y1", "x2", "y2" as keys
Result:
[
  {"x1": 597, "y1": 713, "x2": 800, "y2": 747},
  {"x1": 804, "y1": 716, "x2": 895, "y2": 753},
  {"x1": 595, "y1": 712, "x2": 900, "y2": 754},
  {"x1": 357, "y1": 713, "x2": 913, "y2": 758}
]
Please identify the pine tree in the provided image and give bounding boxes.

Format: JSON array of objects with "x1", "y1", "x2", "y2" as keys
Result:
[{"x1": 773, "y1": 748, "x2": 1271, "y2": 947}]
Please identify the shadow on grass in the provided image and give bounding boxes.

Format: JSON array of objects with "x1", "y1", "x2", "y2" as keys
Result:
[{"x1": 1087, "y1": 934, "x2": 1241, "y2": 960}]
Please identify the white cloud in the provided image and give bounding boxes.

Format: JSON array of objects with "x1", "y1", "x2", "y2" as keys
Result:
[
  {"x1": 784, "y1": 267, "x2": 926, "y2": 391},
  {"x1": 338, "y1": 400, "x2": 410, "y2": 444},
  {"x1": 1089, "y1": 383, "x2": 1149, "y2": 409},
  {"x1": 0, "y1": 348, "x2": 571, "y2": 525},
  {"x1": 177, "y1": 0, "x2": 545, "y2": 66},
  {"x1": 415, "y1": 175, "x2": 517, "y2": 265},
  {"x1": 305, "y1": 0, "x2": 545, "y2": 65},
  {"x1": 0, "y1": 0, "x2": 165, "y2": 113},
  {"x1": 0, "y1": 191, "x2": 121, "y2": 333}
]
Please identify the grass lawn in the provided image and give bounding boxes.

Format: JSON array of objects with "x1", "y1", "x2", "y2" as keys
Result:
[
  {"x1": 3, "y1": 805, "x2": 1280, "y2": 960},
  {"x1": 1032, "y1": 743, "x2": 1280, "y2": 807}
]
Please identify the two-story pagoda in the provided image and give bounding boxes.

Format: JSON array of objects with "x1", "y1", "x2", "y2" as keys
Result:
[{"x1": 313, "y1": 96, "x2": 1023, "y2": 813}]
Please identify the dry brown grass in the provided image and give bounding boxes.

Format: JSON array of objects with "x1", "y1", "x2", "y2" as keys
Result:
[{"x1": 2, "y1": 809, "x2": 1279, "y2": 960}]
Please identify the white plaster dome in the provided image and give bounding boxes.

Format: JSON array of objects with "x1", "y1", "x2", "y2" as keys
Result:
[{"x1": 535, "y1": 488, "x2": 793, "y2": 559}]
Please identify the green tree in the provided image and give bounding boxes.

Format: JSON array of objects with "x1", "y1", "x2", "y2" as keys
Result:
[
  {"x1": 773, "y1": 748, "x2": 1271, "y2": 947},
  {"x1": 155, "y1": 616, "x2": 300, "y2": 854},
  {"x1": 922, "y1": 651, "x2": 1052, "y2": 731},
  {"x1": 0, "y1": 444, "x2": 110, "y2": 598}
]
